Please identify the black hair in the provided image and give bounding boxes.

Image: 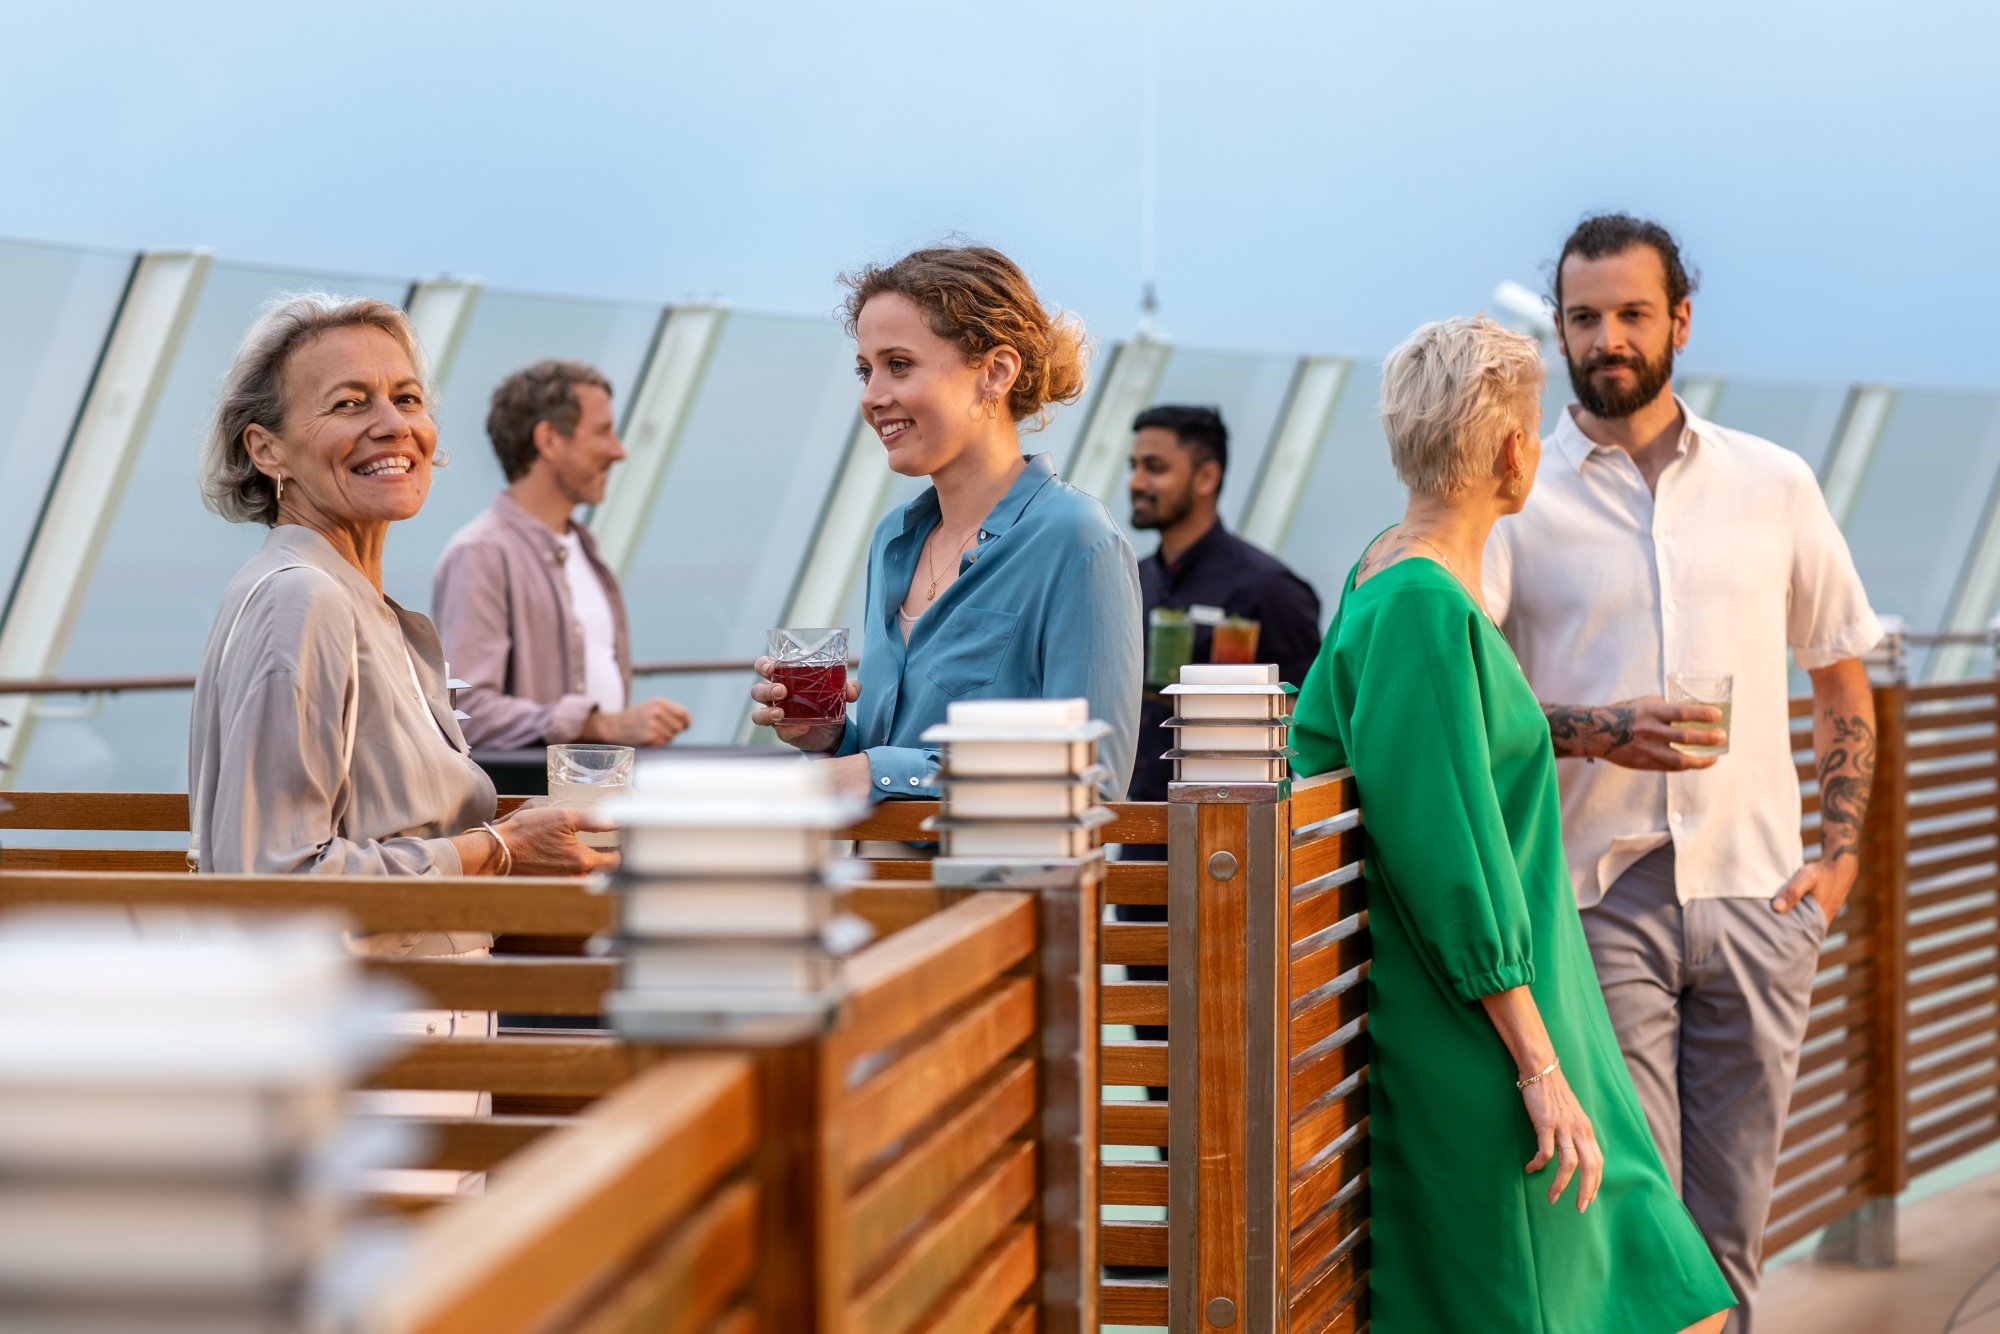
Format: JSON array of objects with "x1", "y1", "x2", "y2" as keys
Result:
[
  {"x1": 1550, "y1": 213, "x2": 1700, "y2": 313},
  {"x1": 1132, "y1": 403, "x2": 1229, "y2": 476}
]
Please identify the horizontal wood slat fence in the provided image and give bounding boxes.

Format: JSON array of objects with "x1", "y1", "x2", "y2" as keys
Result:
[{"x1": 1, "y1": 676, "x2": 1992, "y2": 1325}]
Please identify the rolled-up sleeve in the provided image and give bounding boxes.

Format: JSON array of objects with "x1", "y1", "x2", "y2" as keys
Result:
[
  {"x1": 1785, "y1": 459, "x2": 1883, "y2": 670},
  {"x1": 1043, "y1": 532, "x2": 1144, "y2": 799}
]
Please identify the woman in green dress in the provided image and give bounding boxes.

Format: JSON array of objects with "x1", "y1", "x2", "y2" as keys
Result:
[{"x1": 1291, "y1": 316, "x2": 1734, "y2": 1333}]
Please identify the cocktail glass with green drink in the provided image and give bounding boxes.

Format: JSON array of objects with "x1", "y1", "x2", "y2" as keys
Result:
[{"x1": 1668, "y1": 671, "x2": 1732, "y2": 756}]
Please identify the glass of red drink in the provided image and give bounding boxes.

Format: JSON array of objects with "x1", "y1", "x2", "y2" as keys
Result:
[
  {"x1": 1211, "y1": 616, "x2": 1261, "y2": 664},
  {"x1": 767, "y1": 627, "x2": 849, "y2": 724}
]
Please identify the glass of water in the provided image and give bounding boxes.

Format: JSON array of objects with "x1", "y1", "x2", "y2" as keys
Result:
[
  {"x1": 547, "y1": 743, "x2": 635, "y2": 849},
  {"x1": 1667, "y1": 672, "x2": 1733, "y2": 756}
]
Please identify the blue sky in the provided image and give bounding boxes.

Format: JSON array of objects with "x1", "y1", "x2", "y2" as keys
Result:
[{"x1": 4, "y1": 0, "x2": 1996, "y2": 387}]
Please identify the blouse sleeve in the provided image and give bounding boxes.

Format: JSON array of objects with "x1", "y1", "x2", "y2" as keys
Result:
[
  {"x1": 1350, "y1": 591, "x2": 1535, "y2": 1002},
  {"x1": 1041, "y1": 530, "x2": 1143, "y2": 799},
  {"x1": 203, "y1": 571, "x2": 460, "y2": 876},
  {"x1": 1290, "y1": 632, "x2": 1348, "y2": 777}
]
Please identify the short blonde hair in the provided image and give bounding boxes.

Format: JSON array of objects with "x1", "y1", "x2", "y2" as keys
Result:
[
  {"x1": 1379, "y1": 315, "x2": 1543, "y2": 496},
  {"x1": 200, "y1": 293, "x2": 432, "y2": 525}
]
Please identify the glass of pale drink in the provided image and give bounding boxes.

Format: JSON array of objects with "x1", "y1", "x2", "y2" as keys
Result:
[
  {"x1": 1667, "y1": 672, "x2": 1733, "y2": 756},
  {"x1": 547, "y1": 743, "x2": 636, "y2": 848}
]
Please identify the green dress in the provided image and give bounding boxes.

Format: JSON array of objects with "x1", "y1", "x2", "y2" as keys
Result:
[{"x1": 1291, "y1": 553, "x2": 1735, "y2": 1333}]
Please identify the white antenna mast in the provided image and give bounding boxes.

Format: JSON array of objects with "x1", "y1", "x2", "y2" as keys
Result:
[{"x1": 1138, "y1": 25, "x2": 1159, "y2": 338}]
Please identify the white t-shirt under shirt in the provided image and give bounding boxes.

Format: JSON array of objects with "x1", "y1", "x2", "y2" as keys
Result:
[
  {"x1": 561, "y1": 529, "x2": 625, "y2": 717},
  {"x1": 1485, "y1": 398, "x2": 1882, "y2": 908}
]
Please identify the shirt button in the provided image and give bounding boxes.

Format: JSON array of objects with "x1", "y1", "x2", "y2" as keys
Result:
[
  {"x1": 879, "y1": 776, "x2": 891, "y2": 787},
  {"x1": 909, "y1": 776, "x2": 922, "y2": 786},
  {"x1": 1671, "y1": 811, "x2": 1684, "y2": 825},
  {"x1": 1666, "y1": 600, "x2": 1679, "y2": 613}
]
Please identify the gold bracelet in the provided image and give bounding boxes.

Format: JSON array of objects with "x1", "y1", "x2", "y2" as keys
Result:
[
  {"x1": 479, "y1": 821, "x2": 513, "y2": 877},
  {"x1": 1516, "y1": 1058, "x2": 1560, "y2": 1090}
]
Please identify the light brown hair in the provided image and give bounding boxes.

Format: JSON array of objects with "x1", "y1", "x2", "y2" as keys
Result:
[
  {"x1": 485, "y1": 359, "x2": 614, "y2": 483},
  {"x1": 839, "y1": 245, "x2": 1088, "y2": 429}
]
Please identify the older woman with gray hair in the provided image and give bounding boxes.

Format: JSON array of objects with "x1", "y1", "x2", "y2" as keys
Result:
[
  {"x1": 1290, "y1": 316, "x2": 1733, "y2": 1332},
  {"x1": 190, "y1": 293, "x2": 612, "y2": 897}
]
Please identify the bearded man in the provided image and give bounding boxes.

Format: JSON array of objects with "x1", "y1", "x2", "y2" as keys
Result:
[
  {"x1": 1483, "y1": 214, "x2": 1881, "y2": 1332},
  {"x1": 433, "y1": 359, "x2": 691, "y2": 751}
]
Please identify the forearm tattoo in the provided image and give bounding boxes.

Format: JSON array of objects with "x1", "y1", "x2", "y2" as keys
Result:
[
  {"x1": 1543, "y1": 704, "x2": 1636, "y2": 759},
  {"x1": 1817, "y1": 710, "x2": 1877, "y2": 866}
]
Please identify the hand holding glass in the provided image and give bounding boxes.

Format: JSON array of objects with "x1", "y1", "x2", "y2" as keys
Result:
[
  {"x1": 766, "y1": 628, "x2": 849, "y2": 723},
  {"x1": 1667, "y1": 672, "x2": 1732, "y2": 756},
  {"x1": 547, "y1": 743, "x2": 635, "y2": 848}
]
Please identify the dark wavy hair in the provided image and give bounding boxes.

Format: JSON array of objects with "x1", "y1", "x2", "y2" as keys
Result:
[
  {"x1": 1133, "y1": 404, "x2": 1229, "y2": 477},
  {"x1": 1550, "y1": 213, "x2": 1700, "y2": 312}
]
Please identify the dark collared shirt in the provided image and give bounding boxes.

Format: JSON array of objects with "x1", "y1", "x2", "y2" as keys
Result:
[{"x1": 1132, "y1": 520, "x2": 1323, "y2": 801}]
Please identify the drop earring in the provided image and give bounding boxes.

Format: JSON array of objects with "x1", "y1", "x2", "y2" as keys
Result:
[
  {"x1": 275, "y1": 475, "x2": 285, "y2": 504},
  {"x1": 434, "y1": 447, "x2": 452, "y2": 467}
]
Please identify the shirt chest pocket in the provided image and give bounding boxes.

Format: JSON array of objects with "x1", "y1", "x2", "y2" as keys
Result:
[{"x1": 926, "y1": 605, "x2": 1021, "y2": 697}]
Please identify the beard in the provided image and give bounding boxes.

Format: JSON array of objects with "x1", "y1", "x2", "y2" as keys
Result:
[
  {"x1": 1130, "y1": 488, "x2": 1193, "y2": 531},
  {"x1": 1567, "y1": 341, "x2": 1676, "y2": 419}
]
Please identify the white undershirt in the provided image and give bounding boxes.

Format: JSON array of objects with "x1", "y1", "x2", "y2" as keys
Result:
[{"x1": 561, "y1": 530, "x2": 625, "y2": 715}]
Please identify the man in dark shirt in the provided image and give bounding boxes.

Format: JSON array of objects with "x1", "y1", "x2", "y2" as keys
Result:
[{"x1": 1128, "y1": 405, "x2": 1323, "y2": 807}]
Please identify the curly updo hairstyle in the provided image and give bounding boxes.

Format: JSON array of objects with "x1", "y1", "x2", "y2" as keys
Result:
[
  {"x1": 839, "y1": 245, "x2": 1089, "y2": 430},
  {"x1": 200, "y1": 293, "x2": 432, "y2": 526}
]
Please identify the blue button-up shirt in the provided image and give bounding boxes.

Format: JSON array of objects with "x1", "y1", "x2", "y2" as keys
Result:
[{"x1": 837, "y1": 452, "x2": 1142, "y2": 799}]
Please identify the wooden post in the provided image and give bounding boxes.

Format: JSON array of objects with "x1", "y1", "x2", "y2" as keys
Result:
[
  {"x1": 1818, "y1": 677, "x2": 1910, "y2": 1267},
  {"x1": 1168, "y1": 781, "x2": 1291, "y2": 1331}
]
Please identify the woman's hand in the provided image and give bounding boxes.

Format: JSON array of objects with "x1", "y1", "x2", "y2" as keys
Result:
[
  {"x1": 1521, "y1": 1064, "x2": 1604, "y2": 1212},
  {"x1": 490, "y1": 806, "x2": 619, "y2": 876},
  {"x1": 749, "y1": 655, "x2": 860, "y2": 754}
]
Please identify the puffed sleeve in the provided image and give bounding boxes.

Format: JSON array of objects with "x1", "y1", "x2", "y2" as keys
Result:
[
  {"x1": 202, "y1": 570, "x2": 462, "y2": 876},
  {"x1": 1348, "y1": 590, "x2": 1535, "y2": 1002},
  {"x1": 1291, "y1": 624, "x2": 1348, "y2": 777}
]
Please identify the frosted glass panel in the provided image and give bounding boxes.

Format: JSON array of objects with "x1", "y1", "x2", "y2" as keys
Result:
[
  {"x1": 621, "y1": 312, "x2": 855, "y2": 742},
  {"x1": 1139, "y1": 347, "x2": 1298, "y2": 534},
  {"x1": 1842, "y1": 391, "x2": 2000, "y2": 673},
  {"x1": 1277, "y1": 360, "x2": 1407, "y2": 605},
  {"x1": 0, "y1": 240, "x2": 132, "y2": 602},
  {"x1": 381, "y1": 289, "x2": 663, "y2": 613},
  {"x1": 21, "y1": 262, "x2": 410, "y2": 791},
  {"x1": 1704, "y1": 378, "x2": 1849, "y2": 471}
]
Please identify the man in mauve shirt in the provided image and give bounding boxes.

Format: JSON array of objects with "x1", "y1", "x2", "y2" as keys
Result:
[
  {"x1": 1485, "y1": 214, "x2": 1881, "y2": 1332},
  {"x1": 433, "y1": 359, "x2": 690, "y2": 751}
]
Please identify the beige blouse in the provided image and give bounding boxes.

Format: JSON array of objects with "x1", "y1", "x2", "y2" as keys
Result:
[{"x1": 189, "y1": 525, "x2": 496, "y2": 955}]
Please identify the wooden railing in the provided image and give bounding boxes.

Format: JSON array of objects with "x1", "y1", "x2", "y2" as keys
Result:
[{"x1": 6, "y1": 676, "x2": 1998, "y2": 1323}]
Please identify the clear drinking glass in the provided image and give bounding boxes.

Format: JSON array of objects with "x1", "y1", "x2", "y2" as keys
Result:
[
  {"x1": 1667, "y1": 672, "x2": 1733, "y2": 756},
  {"x1": 767, "y1": 627, "x2": 849, "y2": 724},
  {"x1": 547, "y1": 743, "x2": 636, "y2": 848},
  {"x1": 1148, "y1": 608, "x2": 1195, "y2": 686}
]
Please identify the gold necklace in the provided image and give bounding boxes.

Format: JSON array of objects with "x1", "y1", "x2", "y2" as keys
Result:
[
  {"x1": 924, "y1": 524, "x2": 980, "y2": 601},
  {"x1": 1405, "y1": 531, "x2": 1456, "y2": 571}
]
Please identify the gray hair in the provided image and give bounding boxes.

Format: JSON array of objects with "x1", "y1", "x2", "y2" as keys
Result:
[
  {"x1": 199, "y1": 292, "x2": 433, "y2": 526},
  {"x1": 1379, "y1": 315, "x2": 1544, "y2": 496}
]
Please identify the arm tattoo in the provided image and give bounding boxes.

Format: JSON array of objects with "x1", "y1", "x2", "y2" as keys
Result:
[
  {"x1": 1543, "y1": 704, "x2": 1636, "y2": 759},
  {"x1": 1817, "y1": 711, "x2": 1876, "y2": 866}
]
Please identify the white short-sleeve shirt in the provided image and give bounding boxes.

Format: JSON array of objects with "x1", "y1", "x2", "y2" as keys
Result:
[{"x1": 1484, "y1": 398, "x2": 1882, "y2": 906}]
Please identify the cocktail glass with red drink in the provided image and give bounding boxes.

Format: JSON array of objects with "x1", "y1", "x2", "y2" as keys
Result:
[
  {"x1": 767, "y1": 627, "x2": 849, "y2": 724},
  {"x1": 1211, "y1": 616, "x2": 1262, "y2": 665}
]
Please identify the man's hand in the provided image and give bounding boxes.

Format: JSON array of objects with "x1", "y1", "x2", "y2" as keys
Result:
[
  {"x1": 1772, "y1": 856, "x2": 1853, "y2": 929},
  {"x1": 580, "y1": 698, "x2": 692, "y2": 747},
  {"x1": 1542, "y1": 697, "x2": 1725, "y2": 770}
]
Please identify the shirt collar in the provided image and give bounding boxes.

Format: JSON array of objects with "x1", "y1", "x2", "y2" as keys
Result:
[
  {"x1": 265, "y1": 523, "x2": 385, "y2": 604},
  {"x1": 899, "y1": 452, "x2": 1057, "y2": 537},
  {"x1": 492, "y1": 490, "x2": 571, "y2": 556},
  {"x1": 1160, "y1": 517, "x2": 1229, "y2": 574},
  {"x1": 1552, "y1": 393, "x2": 1707, "y2": 474}
]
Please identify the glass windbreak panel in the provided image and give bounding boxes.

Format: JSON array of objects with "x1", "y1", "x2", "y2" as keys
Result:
[
  {"x1": 380, "y1": 289, "x2": 663, "y2": 613},
  {"x1": 18, "y1": 261, "x2": 410, "y2": 792},
  {"x1": 1840, "y1": 390, "x2": 2000, "y2": 673},
  {"x1": 1702, "y1": 378, "x2": 1849, "y2": 471},
  {"x1": 1276, "y1": 360, "x2": 1406, "y2": 612},
  {"x1": 1136, "y1": 346, "x2": 1297, "y2": 534},
  {"x1": 0, "y1": 239, "x2": 132, "y2": 603},
  {"x1": 622, "y1": 311, "x2": 856, "y2": 743}
]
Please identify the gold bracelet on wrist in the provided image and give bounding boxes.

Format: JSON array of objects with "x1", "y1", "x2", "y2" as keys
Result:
[{"x1": 1516, "y1": 1057, "x2": 1560, "y2": 1090}]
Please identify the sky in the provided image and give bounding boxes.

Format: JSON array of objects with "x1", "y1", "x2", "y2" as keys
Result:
[{"x1": 3, "y1": 0, "x2": 1997, "y2": 388}]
